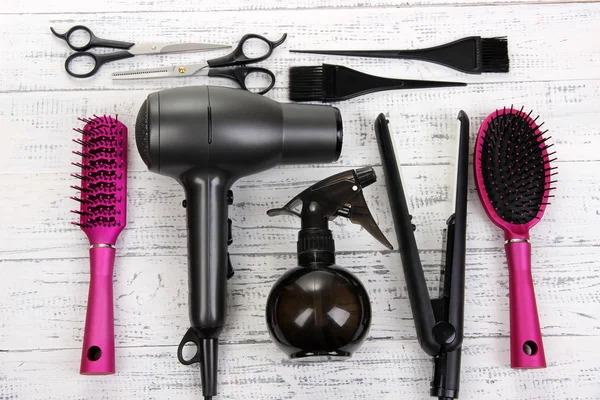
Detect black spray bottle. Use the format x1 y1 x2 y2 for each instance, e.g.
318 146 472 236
265 167 393 360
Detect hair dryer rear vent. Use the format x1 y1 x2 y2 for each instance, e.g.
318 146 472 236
135 99 151 167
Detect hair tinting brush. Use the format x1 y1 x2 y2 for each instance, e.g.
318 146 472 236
474 106 556 369
71 114 127 374
291 36 509 74
289 64 465 102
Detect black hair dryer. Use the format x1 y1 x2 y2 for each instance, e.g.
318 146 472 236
265 167 392 361
135 86 343 399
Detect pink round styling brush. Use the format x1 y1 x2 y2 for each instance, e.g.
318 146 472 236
474 106 556 369
71 115 127 374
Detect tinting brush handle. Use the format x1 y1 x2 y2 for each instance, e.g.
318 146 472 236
291 37 482 74
80 247 116 374
325 65 465 102
292 48 450 59
505 240 546 368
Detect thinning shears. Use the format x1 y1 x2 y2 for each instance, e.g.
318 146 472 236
112 33 287 95
51 25 230 78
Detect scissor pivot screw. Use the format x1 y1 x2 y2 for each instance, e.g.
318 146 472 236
178 66 186 73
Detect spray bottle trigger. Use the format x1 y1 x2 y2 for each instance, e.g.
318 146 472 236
267 168 392 249
344 189 393 250
267 206 301 219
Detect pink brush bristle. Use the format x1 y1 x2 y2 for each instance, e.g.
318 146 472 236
71 114 127 375
71 114 127 243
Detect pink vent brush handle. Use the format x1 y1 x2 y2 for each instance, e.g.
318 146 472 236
505 240 546 368
80 246 116 374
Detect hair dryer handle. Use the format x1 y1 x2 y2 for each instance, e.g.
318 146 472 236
182 172 231 398
184 172 230 333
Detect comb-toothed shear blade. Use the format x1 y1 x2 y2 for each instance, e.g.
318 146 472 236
128 42 230 55
112 63 208 80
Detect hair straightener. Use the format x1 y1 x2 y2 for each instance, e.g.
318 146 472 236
374 112 468 400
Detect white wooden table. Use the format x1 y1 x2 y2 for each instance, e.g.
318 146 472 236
1 1 599 399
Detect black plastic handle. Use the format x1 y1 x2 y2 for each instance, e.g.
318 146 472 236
208 67 276 95
179 170 228 399
321 64 466 102
374 114 440 356
50 25 134 52
431 348 462 399
444 110 469 351
65 51 134 78
290 37 483 74
207 33 287 68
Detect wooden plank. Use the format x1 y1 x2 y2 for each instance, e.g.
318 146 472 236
0 336 598 399
0 79 598 177
0 0 582 14
0 161 597 260
1 246 598 350
1 4 600 92
0 1 598 398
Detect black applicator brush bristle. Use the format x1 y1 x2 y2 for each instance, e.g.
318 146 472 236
480 37 509 73
289 64 466 102
289 65 325 102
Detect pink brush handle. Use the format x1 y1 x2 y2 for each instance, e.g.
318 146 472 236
80 246 116 375
505 240 546 368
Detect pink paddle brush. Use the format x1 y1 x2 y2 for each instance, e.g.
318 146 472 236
71 115 127 374
474 106 556 369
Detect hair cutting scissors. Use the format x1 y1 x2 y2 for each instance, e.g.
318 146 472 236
112 33 287 95
51 25 230 78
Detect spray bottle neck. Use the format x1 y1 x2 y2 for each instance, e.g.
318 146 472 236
297 202 336 267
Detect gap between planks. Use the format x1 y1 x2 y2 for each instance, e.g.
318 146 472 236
0 159 589 177
3 331 598 355
1 76 599 96
0 0 595 16
3 243 599 264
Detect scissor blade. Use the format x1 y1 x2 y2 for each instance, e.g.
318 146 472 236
112 63 208 80
129 42 230 55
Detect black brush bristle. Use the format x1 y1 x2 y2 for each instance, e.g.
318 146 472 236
479 107 556 224
480 37 509 73
289 65 325 101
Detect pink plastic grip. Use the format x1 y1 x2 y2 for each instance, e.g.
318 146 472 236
80 247 116 374
505 241 546 368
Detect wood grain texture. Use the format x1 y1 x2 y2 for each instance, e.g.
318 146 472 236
1 79 599 176
1 162 598 260
1 0 599 399
0 0 585 14
1 247 599 351
1 4 600 93
0 337 598 400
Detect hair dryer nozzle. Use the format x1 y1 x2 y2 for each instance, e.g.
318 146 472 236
136 86 343 177
280 104 343 164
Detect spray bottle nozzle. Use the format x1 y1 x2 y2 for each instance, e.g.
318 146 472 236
355 166 377 188
267 167 392 250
